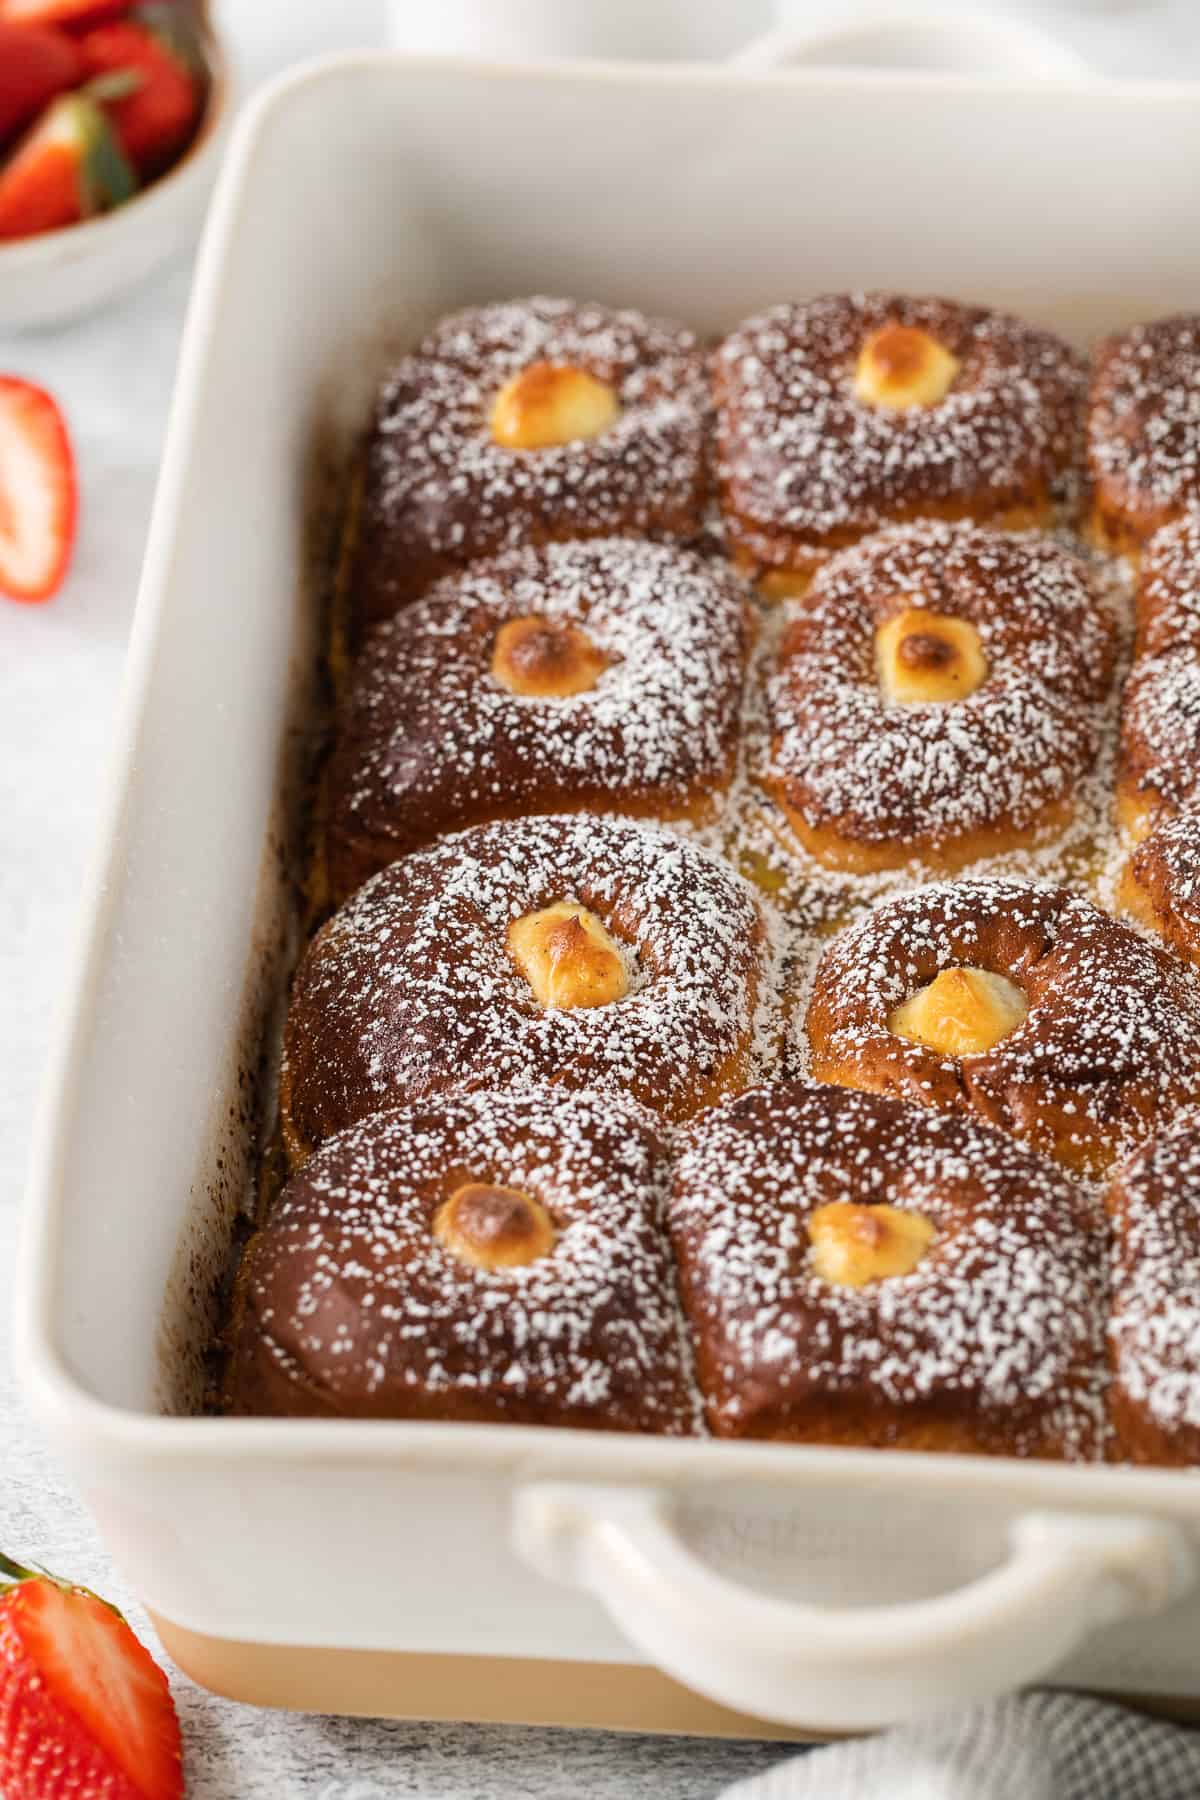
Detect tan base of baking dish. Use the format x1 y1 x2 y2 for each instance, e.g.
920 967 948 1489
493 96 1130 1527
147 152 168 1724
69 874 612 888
152 1614 1200 1741
150 1615 824 1739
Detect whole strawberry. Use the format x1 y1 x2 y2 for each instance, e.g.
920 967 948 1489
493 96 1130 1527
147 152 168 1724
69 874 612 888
0 1550 184 1800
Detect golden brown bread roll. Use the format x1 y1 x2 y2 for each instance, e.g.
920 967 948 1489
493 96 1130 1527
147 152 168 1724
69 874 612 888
325 537 752 899
1087 315 1200 554
229 1086 699 1433
283 813 770 1160
1116 511 1200 835
805 877 1200 1175
759 520 1114 872
351 296 711 628
713 292 1084 594
669 1082 1105 1458
1120 810 1200 969
1107 1117 1200 1465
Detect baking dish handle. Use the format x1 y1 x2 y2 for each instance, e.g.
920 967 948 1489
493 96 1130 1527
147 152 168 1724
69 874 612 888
514 1483 1195 1729
731 9 1089 80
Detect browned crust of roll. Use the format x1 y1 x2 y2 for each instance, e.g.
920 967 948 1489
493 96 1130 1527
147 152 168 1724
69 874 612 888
351 296 711 630
805 878 1200 1175
713 292 1083 579
324 538 752 900
669 1082 1105 1458
230 1086 699 1434
1107 1119 1200 1465
758 522 1113 872
1120 811 1200 972
282 813 767 1159
1087 316 1200 554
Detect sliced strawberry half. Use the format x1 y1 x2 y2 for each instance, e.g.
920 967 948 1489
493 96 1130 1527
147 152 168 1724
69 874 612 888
0 378 76 603
0 1552 184 1800
0 89 135 241
79 9 204 180
0 22 83 145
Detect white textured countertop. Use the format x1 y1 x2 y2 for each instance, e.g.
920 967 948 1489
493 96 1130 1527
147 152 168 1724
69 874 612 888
6 8 1200 1793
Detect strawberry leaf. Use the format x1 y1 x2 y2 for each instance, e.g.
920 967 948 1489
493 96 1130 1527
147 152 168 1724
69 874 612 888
0 1550 43 1587
83 68 148 104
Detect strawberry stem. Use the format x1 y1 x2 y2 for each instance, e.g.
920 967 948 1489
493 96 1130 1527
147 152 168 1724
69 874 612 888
0 1551 39 1587
0 1552 130 1626
84 70 148 104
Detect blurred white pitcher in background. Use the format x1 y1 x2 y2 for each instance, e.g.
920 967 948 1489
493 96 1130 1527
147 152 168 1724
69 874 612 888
210 0 385 79
383 0 1190 77
384 0 771 61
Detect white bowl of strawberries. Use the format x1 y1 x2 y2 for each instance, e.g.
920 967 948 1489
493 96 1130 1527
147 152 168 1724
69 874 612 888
0 0 230 331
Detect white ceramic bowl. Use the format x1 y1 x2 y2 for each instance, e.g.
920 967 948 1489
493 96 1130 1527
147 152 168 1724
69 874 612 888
0 43 232 334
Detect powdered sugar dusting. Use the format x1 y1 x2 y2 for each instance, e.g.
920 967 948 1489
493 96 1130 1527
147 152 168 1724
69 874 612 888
670 1083 1106 1458
284 813 768 1150
1126 811 1200 971
232 296 1200 1462
1120 654 1200 814
231 1086 701 1432
764 521 1114 852
1117 505 1200 817
1134 508 1200 656
1110 1117 1200 1444
805 876 1200 1170
357 296 709 614
1089 316 1200 522
714 293 1083 567
326 537 751 883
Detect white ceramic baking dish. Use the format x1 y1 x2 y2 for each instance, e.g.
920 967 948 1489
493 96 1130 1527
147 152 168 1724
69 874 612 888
18 51 1200 1737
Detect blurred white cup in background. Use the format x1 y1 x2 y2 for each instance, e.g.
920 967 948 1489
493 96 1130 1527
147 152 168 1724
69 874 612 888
384 0 772 61
209 0 386 79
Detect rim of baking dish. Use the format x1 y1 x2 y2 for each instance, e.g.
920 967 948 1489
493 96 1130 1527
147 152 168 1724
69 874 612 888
15 52 1200 1511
